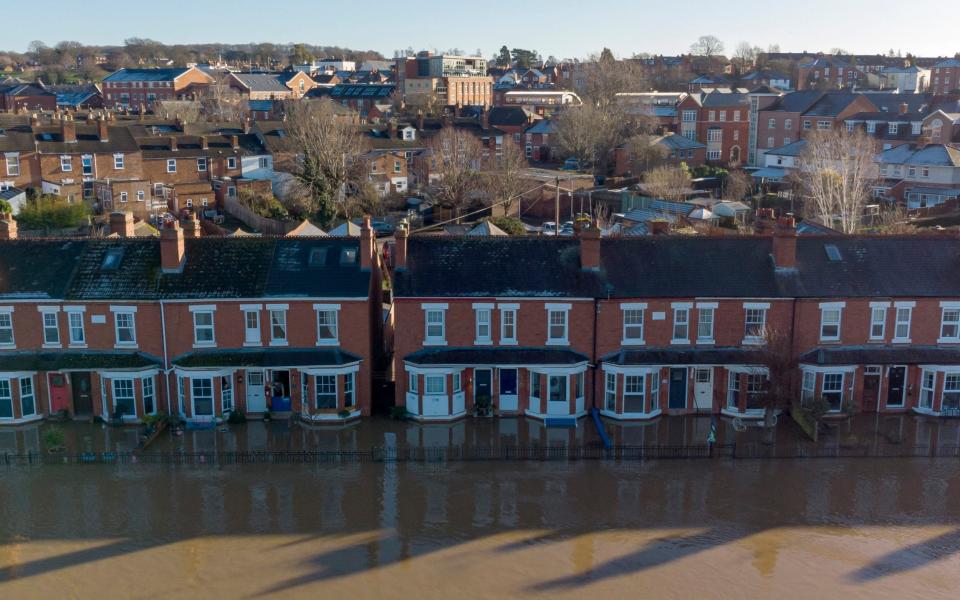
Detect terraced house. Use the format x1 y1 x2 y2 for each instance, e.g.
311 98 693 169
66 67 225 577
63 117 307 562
391 219 960 422
0 215 382 425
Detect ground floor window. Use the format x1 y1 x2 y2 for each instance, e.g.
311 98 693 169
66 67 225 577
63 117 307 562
425 375 446 395
0 379 11 418
604 373 616 411
574 372 584 400
650 374 660 411
344 372 355 408
746 374 766 410
822 373 844 411
943 374 960 411
143 376 155 414
548 375 567 403
316 375 337 409
727 373 740 408
112 378 135 416
19 377 35 417
221 376 233 412
531 372 541 401
801 371 815 405
623 374 645 413
920 370 935 410
192 378 214 417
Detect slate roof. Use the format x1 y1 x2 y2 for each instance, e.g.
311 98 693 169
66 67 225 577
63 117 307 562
231 73 293 93
0 237 371 301
0 350 161 371
602 347 767 365
172 348 361 368
0 239 87 299
0 83 54 98
863 92 932 114
700 90 749 108
933 58 960 68
803 92 871 117
329 84 395 99
33 123 139 154
0 125 35 153
393 237 604 298
103 68 191 82
137 132 266 158
404 347 589 366
800 345 960 365
486 106 535 127
767 91 823 113
766 140 807 157
877 144 960 167
655 133 705 150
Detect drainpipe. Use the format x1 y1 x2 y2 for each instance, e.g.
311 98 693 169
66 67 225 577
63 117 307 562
592 298 600 411
160 299 173 414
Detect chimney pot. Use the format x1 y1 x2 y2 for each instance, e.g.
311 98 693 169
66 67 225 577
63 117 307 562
182 212 201 238
360 215 374 270
773 213 798 269
579 224 602 270
393 224 408 270
61 116 77 144
169 136 178 151
98 117 109 142
160 221 186 272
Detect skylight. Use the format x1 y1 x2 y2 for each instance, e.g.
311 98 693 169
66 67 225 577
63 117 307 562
101 247 124 271
340 248 357 265
308 247 327 266
824 244 842 261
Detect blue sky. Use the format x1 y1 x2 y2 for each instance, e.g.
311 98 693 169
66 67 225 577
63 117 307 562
4 0 957 59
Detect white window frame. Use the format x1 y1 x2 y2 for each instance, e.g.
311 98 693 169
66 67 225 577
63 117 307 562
939 301 960 343
696 302 716 344
671 303 692 344
112 378 136 417
545 303 571 345
142 376 156 415
197 157 207 172
241 304 261 346
742 302 769 344
0 307 13 348
869 302 888 341
19 376 35 418
111 306 137 347
190 305 216 347
166 158 177 173
893 301 914 343
315 374 338 409
114 154 124 169
227 156 237 169
424 374 446 395
423 303 448 346
919 369 935 410
818 302 844 342
822 372 845 412
267 304 289 346
4 153 19 176
473 303 493 345
314 303 340 346
65 306 86 347
621 303 646 345
344 372 355 408
498 303 518 345
623 374 646 414
39 306 60 348
60 155 72 172
604 371 617 412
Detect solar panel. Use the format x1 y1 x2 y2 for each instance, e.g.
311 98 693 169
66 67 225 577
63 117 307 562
824 244 842 261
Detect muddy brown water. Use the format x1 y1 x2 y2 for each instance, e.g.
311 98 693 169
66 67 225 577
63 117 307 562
1 456 959 599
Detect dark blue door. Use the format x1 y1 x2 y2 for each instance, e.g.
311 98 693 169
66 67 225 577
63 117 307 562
669 368 687 409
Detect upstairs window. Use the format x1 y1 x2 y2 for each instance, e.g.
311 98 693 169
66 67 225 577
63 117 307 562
697 305 716 343
474 306 492 344
166 158 177 173
870 305 887 340
940 303 960 342
672 305 690 343
67 309 85 345
191 308 215 346
114 310 136 346
546 304 570 344
0 309 14 347
819 303 843 341
315 305 339 345
743 304 768 343
423 304 447 344
197 157 207 172
893 304 913 341
622 304 645 343
269 307 288 345
41 310 60 346
499 305 517 344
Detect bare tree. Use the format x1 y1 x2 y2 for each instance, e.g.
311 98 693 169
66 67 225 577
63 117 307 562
733 42 762 73
485 137 531 215
580 49 650 107
690 35 725 58
758 322 798 431
200 72 248 122
797 129 879 234
624 133 669 175
643 165 692 202
724 170 753 201
427 125 485 220
152 99 201 123
282 99 367 226
555 103 645 174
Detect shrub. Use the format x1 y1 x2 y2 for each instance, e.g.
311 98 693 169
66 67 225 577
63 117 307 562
389 406 410 421
16 195 89 230
485 216 526 235
227 410 247 424
337 409 352 418
238 189 288 221
43 426 66 449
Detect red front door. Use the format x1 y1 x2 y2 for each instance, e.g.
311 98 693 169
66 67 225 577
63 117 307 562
49 373 70 413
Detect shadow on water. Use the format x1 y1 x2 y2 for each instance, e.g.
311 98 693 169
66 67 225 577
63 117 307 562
847 528 960 583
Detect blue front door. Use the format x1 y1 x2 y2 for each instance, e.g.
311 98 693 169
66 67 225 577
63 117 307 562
669 368 687 410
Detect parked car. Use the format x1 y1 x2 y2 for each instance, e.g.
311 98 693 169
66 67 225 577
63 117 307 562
541 221 557 236
559 221 575 236
561 158 581 171
371 220 395 237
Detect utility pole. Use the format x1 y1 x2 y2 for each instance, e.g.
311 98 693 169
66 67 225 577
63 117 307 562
555 176 560 234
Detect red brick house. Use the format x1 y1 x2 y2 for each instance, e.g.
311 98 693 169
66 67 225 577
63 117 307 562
930 58 960 95
797 56 866 90
613 133 706 176
677 90 750 164
0 83 56 112
0 216 382 424
102 67 214 110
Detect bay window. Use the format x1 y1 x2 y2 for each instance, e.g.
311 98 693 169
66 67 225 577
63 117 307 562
344 372 355 408
919 370 935 410
604 372 617 411
822 373 844 412
316 375 337 408
191 378 214 417
112 379 136 417
623 374 645 413
943 374 960 411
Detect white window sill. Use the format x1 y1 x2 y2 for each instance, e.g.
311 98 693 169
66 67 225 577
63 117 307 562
545 339 569 346
892 338 912 344
423 340 447 347
742 338 765 346
68 343 88 349
115 343 138 349
0 344 16 350
42 343 62 349
500 339 518 346
937 338 960 344
670 339 690 345
316 339 339 347
913 406 939 417
242 341 262 347
621 339 645 346
193 342 216 349
269 340 289 347
818 338 841 343
474 340 493 346
696 339 715 345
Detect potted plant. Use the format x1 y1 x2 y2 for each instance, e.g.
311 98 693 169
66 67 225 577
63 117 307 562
263 410 272 422
475 396 492 417
165 413 185 436
43 426 66 454
337 408 352 419
227 410 247 425
389 406 410 421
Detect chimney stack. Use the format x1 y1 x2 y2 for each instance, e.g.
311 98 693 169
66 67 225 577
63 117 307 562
139 104 146 120
29 113 40 128
393 222 408 270
754 208 776 234
200 135 209 150
61 115 76 144
417 110 424 131
772 214 798 270
231 135 239 150
109 211 136 238
387 119 397 139
243 118 252 135
0 213 17 240
98 116 109 142
169 136 178 152
182 212 201 238
579 223 601 271
481 106 489 130
360 215 374 270
899 102 909 115
160 221 186 272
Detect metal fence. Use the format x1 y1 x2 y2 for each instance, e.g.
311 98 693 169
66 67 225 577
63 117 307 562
3 442 958 467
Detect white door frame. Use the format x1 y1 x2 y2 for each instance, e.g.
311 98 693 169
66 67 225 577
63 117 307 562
693 368 713 411
246 369 266 412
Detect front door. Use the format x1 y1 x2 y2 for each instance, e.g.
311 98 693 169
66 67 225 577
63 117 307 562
887 366 906 408
49 373 70 413
499 368 518 412
669 368 688 410
474 369 492 413
862 367 881 412
70 372 93 415
270 370 291 411
693 368 713 411
246 370 266 412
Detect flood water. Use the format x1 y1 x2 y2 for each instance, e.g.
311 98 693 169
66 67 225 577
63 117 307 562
1 457 959 598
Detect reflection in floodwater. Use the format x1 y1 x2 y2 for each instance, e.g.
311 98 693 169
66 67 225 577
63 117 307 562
0 457 958 598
